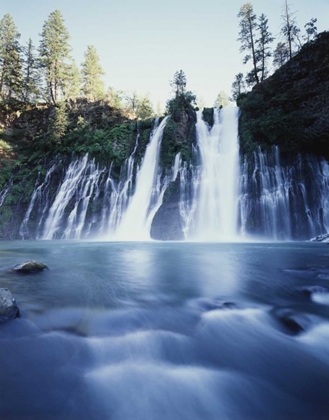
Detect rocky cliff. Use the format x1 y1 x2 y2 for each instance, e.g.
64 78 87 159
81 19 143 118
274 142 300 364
238 31 329 158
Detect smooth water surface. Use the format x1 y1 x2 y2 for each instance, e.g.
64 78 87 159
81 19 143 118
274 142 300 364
1 241 329 419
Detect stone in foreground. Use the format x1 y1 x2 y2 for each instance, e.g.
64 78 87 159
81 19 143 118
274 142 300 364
13 260 48 273
0 288 19 322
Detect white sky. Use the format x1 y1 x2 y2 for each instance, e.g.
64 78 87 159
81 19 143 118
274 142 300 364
3 0 329 109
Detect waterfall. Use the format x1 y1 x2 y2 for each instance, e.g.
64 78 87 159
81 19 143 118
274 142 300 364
19 164 57 239
111 117 169 240
238 147 329 239
42 155 104 239
192 107 240 241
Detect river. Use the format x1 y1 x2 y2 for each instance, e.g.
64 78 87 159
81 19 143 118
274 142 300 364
1 241 329 419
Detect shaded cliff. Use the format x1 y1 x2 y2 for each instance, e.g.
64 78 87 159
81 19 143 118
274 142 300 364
238 31 329 158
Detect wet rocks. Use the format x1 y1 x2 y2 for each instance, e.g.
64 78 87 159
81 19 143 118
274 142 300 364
270 307 311 335
300 285 329 298
0 288 19 322
13 260 48 273
310 233 329 243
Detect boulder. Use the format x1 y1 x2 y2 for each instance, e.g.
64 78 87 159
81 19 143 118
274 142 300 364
13 260 48 273
0 288 19 322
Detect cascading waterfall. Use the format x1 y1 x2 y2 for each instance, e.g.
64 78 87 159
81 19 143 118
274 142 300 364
111 117 169 240
238 147 329 239
42 155 104 239
19 164 57 239
12 108 329 242
192 107 240 240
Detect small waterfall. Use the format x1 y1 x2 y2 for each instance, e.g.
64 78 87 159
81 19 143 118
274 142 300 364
111 117 169 240
238 147 329 239
19 164 57 239
42 155 104 239
193 107 240 240
0 179 12 207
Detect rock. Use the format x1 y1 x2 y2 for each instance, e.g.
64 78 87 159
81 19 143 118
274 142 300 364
271 307 310 335
310 233 329 243
0 288 19 322
300 285 329 298
13 260 48 273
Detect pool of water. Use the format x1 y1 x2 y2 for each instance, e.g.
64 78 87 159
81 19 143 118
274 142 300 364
1 241 329 419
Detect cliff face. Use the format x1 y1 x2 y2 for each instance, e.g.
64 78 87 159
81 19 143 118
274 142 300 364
238 31 329 158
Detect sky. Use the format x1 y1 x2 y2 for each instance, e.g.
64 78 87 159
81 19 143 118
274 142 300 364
3 0 329 109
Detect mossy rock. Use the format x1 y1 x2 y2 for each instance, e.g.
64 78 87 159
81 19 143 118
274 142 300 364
12 260 48 273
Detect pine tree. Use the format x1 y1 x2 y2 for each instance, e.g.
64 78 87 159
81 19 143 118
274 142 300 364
237 3 259 85
281 0 300 59
22 38 41 103
273 42 289 69
0 14 23 100
231 73 245 102
303 18 317 43
255 14 274 82
106 87 123 109
39 10 71 103
81 45 105 101
136 95 154 119
214 91 230 108
62 60 81 100
170 70 187 95
49 101 68 143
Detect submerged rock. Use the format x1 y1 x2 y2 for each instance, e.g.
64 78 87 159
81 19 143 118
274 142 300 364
0 288 19 322
13 260 48 273
300 285 329 298
310 233 329 243
270 307 310 335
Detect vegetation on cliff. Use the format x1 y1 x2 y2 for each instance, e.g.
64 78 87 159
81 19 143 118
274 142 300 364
238 31 329 158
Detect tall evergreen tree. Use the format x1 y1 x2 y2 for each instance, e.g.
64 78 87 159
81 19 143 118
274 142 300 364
273 42 289 69
237 3 259 85
136 95 154 119
0 14 23 100
49 101 68 143
39 10 71 103
22 38 41 103
281 0 300 59
255 14 274 82
81 45 105 101
62 60 81 100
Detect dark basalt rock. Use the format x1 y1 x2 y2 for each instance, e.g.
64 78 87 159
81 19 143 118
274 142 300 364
270 307 311 335
13 260 48 273
299 285 329 298
0 288 19 322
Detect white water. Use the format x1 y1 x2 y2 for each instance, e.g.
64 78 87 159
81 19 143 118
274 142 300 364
193 107 240 241
111 117 169 240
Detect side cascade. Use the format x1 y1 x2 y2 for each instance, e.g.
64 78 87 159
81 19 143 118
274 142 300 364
238 147 329 240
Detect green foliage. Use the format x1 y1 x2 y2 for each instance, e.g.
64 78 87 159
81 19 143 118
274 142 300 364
202 108 214 127
22 38 41 103
39 9 71 103
63 60 81 99
81 45 105 101
160 116 195 168
0 14 23 100
49 101 68 143
165 70 197 121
